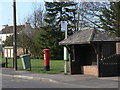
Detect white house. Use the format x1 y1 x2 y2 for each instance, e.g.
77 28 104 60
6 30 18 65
0 33 13 44
0 23 33 58
0 23 32 45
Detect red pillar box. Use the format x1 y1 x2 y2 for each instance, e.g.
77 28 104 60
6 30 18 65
43 49 50 71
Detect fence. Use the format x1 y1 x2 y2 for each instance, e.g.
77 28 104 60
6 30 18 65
99 54 120 77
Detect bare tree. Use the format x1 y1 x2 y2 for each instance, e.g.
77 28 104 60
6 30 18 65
77 2 108 30
25 3 45 29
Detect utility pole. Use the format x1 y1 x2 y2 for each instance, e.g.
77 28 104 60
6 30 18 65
13 0 17 70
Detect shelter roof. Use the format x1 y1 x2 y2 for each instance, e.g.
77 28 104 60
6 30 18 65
59 29 119 45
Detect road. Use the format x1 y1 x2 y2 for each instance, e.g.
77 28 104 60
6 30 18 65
2 75 90 88
2 75 119 88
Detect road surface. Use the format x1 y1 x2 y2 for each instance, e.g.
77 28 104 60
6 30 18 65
2 75 119 88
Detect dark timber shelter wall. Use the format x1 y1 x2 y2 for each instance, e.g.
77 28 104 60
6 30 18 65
59 29 120 77
70 44 97 74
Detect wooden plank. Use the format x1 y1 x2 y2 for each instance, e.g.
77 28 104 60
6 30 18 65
116 43 120 54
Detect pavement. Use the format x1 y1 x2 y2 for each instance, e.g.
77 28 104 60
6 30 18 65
1 68 119 84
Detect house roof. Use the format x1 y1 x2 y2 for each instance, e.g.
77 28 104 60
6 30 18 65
59 29 120 45
1 25 25 34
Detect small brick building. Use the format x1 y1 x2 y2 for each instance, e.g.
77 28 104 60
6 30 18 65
59 29 120 77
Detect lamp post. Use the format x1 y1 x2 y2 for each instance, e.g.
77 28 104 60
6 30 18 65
13 0 17 70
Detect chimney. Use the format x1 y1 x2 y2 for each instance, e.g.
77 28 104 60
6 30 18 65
2 24 8 28
25 22 30 27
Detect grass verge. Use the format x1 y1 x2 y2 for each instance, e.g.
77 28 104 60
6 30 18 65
2 58 69 74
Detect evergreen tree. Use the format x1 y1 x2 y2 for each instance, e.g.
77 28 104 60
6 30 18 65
40 1 77 59
42 2 62 59
3 35 13 47
100 2 120 37
44 1 77 34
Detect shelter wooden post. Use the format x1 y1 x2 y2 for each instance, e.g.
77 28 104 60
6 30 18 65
67 46 72 75
69 53 72 74
96 42 101 77
91 42 101 76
